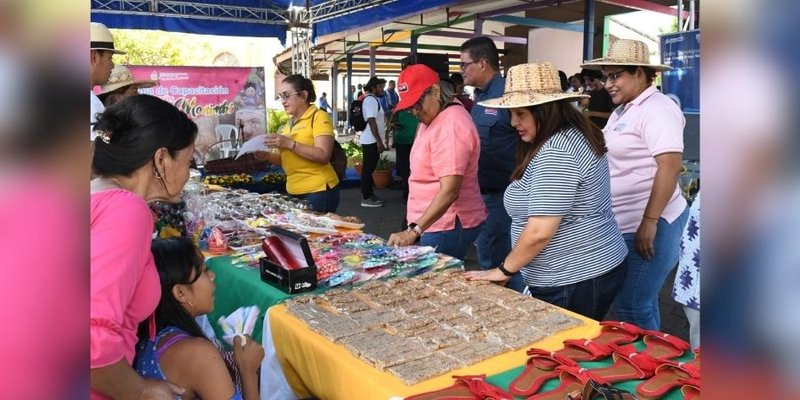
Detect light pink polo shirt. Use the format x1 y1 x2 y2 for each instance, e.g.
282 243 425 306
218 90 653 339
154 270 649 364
604 86 687 234
407 104 487 232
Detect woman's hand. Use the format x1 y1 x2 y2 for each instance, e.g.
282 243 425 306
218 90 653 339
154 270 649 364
635 218 658 260
233 335 265 373
387 230 418 246
264 134 291 150
463 268 512 285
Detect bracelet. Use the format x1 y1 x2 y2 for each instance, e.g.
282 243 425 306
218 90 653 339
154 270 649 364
291 140 297 150
497 263 515 277
643 215 660 221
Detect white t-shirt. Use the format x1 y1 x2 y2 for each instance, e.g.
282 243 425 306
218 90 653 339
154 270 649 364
90 92 104 141
359 95 384 145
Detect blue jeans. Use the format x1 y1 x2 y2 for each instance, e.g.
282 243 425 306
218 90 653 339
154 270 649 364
526 262 627 321
475 193 524 292
613 207 690 330
295 185 340 213
421 218 483 261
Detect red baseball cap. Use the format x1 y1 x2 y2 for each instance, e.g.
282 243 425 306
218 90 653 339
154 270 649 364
395 64 440 111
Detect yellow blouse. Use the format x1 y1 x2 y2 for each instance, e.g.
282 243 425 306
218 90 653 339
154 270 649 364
279 105 339 194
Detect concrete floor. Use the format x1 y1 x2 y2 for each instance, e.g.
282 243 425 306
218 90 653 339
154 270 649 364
337 184 690 341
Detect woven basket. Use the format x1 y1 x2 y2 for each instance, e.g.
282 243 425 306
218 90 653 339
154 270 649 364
204 153 271 175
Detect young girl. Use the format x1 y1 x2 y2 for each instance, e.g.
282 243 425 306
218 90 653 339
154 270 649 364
136 237 264 400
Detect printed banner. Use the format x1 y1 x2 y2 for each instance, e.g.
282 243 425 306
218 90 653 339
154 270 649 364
98 66 267 162
660 30 700 113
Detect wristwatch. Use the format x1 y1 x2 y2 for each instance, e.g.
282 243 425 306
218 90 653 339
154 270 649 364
407 222 424 236
497 263 515 277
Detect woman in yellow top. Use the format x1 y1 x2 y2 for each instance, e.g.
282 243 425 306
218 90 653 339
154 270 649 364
259 75 340 212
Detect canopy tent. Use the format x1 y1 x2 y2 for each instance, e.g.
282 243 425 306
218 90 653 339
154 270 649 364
90 0 291 41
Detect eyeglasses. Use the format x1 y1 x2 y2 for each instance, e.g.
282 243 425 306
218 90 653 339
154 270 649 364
460 60 478 71
411 88 433 113
278 91 298 100
604 69 629 83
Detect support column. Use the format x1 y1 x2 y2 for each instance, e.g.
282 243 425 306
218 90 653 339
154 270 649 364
346 53 354 129
331 63 339 132
369 46 376 76
474 18 484 37
676 0 683 32
583 0 596 61
410 33 419 59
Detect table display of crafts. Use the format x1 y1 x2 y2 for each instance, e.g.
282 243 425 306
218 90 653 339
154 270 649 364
285 269 585 385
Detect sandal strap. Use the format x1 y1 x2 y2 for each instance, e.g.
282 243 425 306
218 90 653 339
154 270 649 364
642 330 691 353
656 360 701 379
526 348 578 366
556 365 608 385
452 374 512 400
563 339 613 359
599 321 644 337
609 344 659 377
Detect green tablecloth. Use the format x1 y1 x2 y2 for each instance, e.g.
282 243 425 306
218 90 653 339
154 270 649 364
486 341 695 399
206 256 324 343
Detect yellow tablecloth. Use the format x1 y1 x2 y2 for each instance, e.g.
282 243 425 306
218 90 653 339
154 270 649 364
268 304 600 399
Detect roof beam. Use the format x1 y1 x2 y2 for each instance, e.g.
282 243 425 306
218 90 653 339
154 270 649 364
92 0 288 24
423 30 527 45
487 15 584 32
598 0 693 20
476 0 573 19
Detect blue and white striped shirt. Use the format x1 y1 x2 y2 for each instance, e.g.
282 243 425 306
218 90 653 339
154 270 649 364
504 127 627 287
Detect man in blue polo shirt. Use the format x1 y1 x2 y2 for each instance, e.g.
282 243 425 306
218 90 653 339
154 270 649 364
460 37 523 292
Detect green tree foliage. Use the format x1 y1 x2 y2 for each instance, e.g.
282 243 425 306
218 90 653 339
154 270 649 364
110 29 212 66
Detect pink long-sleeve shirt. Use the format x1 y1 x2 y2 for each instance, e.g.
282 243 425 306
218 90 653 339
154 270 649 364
91 189 160 399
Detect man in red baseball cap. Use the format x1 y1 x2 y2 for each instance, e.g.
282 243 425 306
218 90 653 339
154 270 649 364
387 63 487 262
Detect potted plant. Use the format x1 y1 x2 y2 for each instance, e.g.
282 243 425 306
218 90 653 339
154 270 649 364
372 154 393 189
342 140 363 175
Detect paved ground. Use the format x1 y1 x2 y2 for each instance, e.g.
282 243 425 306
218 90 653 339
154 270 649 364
337 182 690 341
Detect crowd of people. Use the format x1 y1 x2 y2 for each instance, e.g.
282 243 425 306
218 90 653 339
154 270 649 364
90 21 698 398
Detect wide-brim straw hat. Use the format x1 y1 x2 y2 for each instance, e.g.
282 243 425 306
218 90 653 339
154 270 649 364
581 39 671 71
477 62 589 109
100 65 158 95
90 22 126 54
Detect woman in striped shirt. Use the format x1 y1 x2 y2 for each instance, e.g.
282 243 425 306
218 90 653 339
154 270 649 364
465 62 627 320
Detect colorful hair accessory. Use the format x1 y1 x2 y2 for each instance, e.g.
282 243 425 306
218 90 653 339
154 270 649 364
95 129 113 144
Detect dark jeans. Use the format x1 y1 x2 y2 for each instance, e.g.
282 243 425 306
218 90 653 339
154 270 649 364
361 143 378 200
294 185 340 213
419 218 483 261
395 143 412 201
525 262 627 321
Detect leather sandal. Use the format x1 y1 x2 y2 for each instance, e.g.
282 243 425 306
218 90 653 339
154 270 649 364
635 359 700 399
508 349 577 397
556 339 614 361
591 321 644 346
679 377 701 400
405 374 511 400
587 344 659 383
639 330 690 360
566 379 638 400
527 365 607 400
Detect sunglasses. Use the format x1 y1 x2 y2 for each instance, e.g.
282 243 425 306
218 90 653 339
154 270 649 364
278 91 299 100
603 69 629 83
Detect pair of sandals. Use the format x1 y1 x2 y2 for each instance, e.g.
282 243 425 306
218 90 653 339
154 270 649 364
509 321 698 399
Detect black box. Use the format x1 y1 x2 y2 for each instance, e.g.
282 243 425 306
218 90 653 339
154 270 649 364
259 227 317 294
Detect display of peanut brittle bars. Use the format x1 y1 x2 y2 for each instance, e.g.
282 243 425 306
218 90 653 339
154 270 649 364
387 353 462 385
285 271 587 385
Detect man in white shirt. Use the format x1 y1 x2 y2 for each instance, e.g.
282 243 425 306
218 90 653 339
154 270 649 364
90 22 125 140
359 76 386 207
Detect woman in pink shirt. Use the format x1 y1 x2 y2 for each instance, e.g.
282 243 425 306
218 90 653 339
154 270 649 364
90 95 197 399
582 39 689 330
387 64 487 260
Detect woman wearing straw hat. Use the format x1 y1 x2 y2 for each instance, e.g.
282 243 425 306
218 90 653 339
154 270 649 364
386 64 486 261
464 62 628 321
582 39 689 330
98 65 158 107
